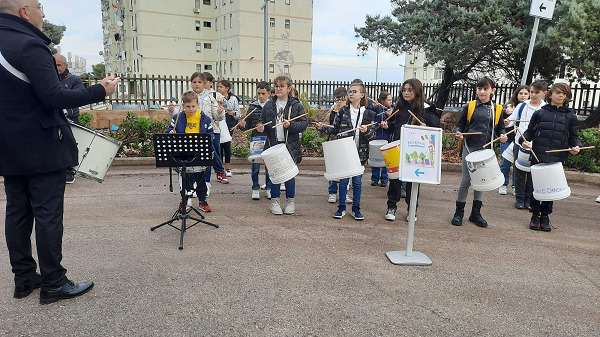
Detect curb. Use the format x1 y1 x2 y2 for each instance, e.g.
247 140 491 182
113 157 600 186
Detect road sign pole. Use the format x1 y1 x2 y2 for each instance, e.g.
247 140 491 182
521 16 540 85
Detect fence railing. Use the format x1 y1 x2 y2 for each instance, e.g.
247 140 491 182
82 75 599 114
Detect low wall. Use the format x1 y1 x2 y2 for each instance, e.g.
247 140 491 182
81 110 171 129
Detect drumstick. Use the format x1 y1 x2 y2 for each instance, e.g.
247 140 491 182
507 119 530 122
545 146 595 153
407 110 424 125
313 121 334 128
482 128 518 148
272 113 308 128
383 109 399 121
443 132 483 136
245 120 272 133
336 122 377 136
230 107 258 131
515 128 539 162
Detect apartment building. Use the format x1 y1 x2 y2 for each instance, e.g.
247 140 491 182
100 0 313 81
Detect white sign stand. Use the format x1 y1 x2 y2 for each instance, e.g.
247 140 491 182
386 125 442 266
521 0 556 85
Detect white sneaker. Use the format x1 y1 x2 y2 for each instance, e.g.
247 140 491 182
270 197 283 215
596 195 600 203
265 189 271 199
260 184 266 190
252 189 260 200
225 169 232 177
345 195 353 204
328 194 336 203
498 185 507 195
385 207 396 221
512 186 516 196
280 184 286 191
206 182 211 197
284 197 295 214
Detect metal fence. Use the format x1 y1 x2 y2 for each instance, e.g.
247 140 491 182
82 75 600 114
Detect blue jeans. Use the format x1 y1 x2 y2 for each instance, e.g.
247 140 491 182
251 162 271 191
338 174 362 209
328 180 338 194
205 132 225 182
499 142 514 186
270 178 295 199
371 167 389 183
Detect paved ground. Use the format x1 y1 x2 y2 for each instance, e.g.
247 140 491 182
1 164 599 336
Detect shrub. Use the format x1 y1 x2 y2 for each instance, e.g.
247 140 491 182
566 128 600 173
232 141 249 158
298 92 316 118
77 112 93 128
301 127 325 156
109 112 170 157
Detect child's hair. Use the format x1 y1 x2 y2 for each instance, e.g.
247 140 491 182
476 76 496 89
273 75 292 87
257 81 271 91
348 83 367 107
218 79 231 89
182 91 199 104
190 72 206 82
270 87 275 95
395 78 425 125
333 86 347 99
548 82 572 104
203 72 215 83
290 86 298 98
378 91 391 103
506 85 530 106
530 80 548 92
351 78 364 85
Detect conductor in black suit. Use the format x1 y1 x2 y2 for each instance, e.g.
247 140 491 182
0 0 119 304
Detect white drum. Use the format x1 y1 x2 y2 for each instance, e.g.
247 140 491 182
367 140 388 167
322 137 364 181
219 120 232 143
70 122 121 182
501 142 515 163
248 136 267 163
465 149 504 191
515 145 532 172
531 162 571 201
261 143 298 184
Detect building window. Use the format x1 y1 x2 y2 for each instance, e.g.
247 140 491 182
204 65 212 70
196 64 202 72
269 64 274 73
230 13 232 28
284 65 289 73
230 0 234 3
215 18 218 30
433 67 443 80
204 43 212 49
423 69 427 80
196 20 201 31
196 42 202 53
285 19 290 29
230 61 233 74
223 0 226 5
195 0 201 8
269 18 275 27
270 0 274 2
223 15 226 29
270 41 274 50
286 0 290 4
203 0 210 5
203 21 211 28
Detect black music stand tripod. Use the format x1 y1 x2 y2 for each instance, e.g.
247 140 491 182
151 133 218 249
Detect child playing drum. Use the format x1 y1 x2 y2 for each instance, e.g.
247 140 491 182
520 83 582 231
451 77 507 228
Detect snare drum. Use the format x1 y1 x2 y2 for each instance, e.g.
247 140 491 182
70 122 121 182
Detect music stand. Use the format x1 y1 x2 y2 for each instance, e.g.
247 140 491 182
151 133 218 249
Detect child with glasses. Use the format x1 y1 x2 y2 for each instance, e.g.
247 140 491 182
256 76 308 215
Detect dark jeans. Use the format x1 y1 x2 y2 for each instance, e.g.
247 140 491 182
251 162 271 191
513 144 533 201
270 178 295 199
338 174 362 209
371 167 389 183
206 132 224 182
387 179 418 209
183 170 207 202
4 170 69 290
328 180 338 194
221 141 231 164
530 199 553 215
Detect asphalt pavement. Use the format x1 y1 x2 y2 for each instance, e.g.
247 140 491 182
1 162 599 336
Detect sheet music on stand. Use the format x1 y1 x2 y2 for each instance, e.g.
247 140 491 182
154 133 212 168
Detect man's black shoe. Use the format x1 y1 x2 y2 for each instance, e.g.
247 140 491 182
40 280 94 304
14 273 42 299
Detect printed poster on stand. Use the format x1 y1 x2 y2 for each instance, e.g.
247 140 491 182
399 125 442 185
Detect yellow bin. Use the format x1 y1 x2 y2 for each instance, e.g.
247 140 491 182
380 140 402 179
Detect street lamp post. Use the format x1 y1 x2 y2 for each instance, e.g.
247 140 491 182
260 1 268 82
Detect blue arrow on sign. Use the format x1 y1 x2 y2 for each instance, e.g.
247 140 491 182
415 169 424 177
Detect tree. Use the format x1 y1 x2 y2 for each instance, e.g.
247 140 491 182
92 63 106 78
41 20 66 54
355 0 600 108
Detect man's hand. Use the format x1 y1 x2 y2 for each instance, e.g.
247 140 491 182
99 76 119 96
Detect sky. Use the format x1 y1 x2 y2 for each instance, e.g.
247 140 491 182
42 0 405 83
